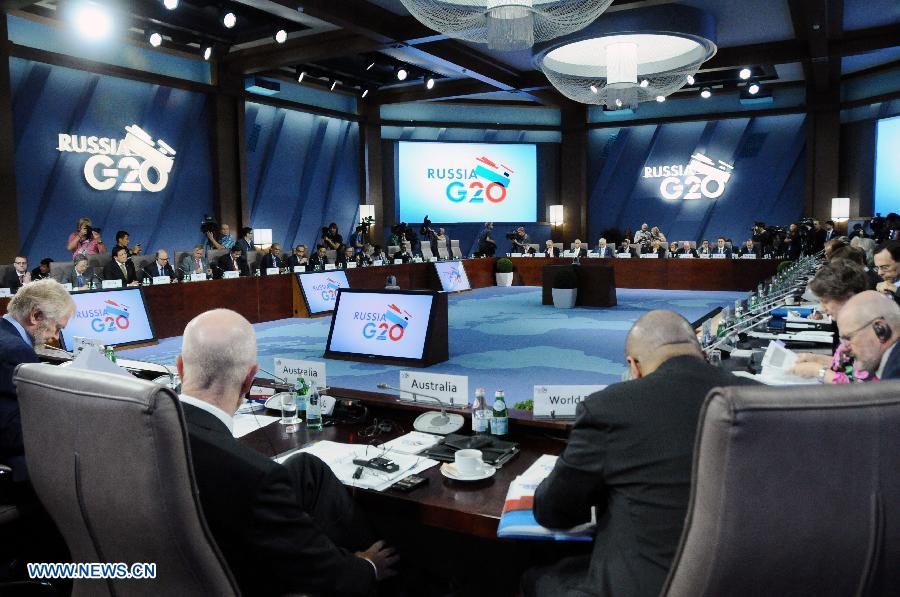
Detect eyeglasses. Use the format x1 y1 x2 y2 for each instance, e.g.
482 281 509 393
14 261 26 265
839 317 881 344
875 264 895 273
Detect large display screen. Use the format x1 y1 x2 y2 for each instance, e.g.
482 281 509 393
398 141 537 223
875 115 900 216
61 288 155 349
434 261 471 292
297 271 350 314
326 290 435 361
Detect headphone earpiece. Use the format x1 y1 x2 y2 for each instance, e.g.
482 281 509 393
873 321 893 343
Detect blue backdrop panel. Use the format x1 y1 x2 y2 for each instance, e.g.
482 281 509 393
245 102 361 250
587 114 806 243
10 58 214 261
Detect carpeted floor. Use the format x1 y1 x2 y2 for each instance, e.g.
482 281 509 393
121 286 743 404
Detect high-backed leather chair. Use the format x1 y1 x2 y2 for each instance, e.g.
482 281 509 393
435 240 449 260
14 363 240 597
661 382 900 597
449 239 462 259
420 244 434 260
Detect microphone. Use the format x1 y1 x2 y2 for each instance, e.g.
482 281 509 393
376 383 464 435
152 363 182 392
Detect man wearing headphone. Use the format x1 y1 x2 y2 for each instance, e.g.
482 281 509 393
836 291 900 381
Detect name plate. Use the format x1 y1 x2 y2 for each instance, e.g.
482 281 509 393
562 251 573 258
153 275 171 285
412 257 423 263
429 256 437 263
274 357 327 393
511 253 523 257
102 279 122 289
373 260 383 266
699 253 710 258
393 259 403 265
679 254 695 259
741 254 757 259
400 371 468 407
640 253 659 259
324 264 336 270
533 385 606 418
711 253 728 259
73 335 105 356
190 273 207 281
223 270 239 279
61 283 73 291
0 288 11 297
293 266 305 273
346 262 357 269
266 267 280 276
616 253 631 258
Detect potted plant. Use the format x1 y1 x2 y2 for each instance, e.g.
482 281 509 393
552 267 578 308
495 258 514 287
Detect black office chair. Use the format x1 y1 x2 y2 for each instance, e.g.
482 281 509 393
14 363 241 597
661 381 900 597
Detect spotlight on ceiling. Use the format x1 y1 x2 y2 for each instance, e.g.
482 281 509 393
396 66 408 81
639 79 649 88
149 32 162 47
163 0 179 9
614 98 623 107
297 71 306 83
589 85 598 94
366 61 376 71
700 87 712 99
274 29 287 43
686 74 695 85
331 80 338 91
655 95 666 102
748 80 760 95
739 67 752 80
362 89 369 98
222 11 237 28
73 2 113 40
426 77 435 89
203 46 213 60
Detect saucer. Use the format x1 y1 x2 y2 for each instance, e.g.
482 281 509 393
440 462 496 481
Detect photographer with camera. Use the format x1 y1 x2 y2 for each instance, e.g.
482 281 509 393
751 222 771 252
508 226 530 254
67 217 106 258
203 217 235 251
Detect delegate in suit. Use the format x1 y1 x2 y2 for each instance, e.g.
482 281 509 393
525 310 759 597
145 250 177 279
180 245 209 278
102 246 139 285
216 245 250 277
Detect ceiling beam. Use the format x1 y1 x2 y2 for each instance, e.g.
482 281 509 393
265 0 433 42
371 78 499 104
226 30 387 74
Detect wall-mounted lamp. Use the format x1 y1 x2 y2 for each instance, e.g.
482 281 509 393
831 197 850 221
549 205 564 226
253 228 273 249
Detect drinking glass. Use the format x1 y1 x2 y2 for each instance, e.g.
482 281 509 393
708 349 722 367
277 392 299 429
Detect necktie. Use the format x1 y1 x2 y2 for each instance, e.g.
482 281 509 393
195 258 201 272
18 274 23 284
233 259 238 271
119 262 127 279
76 274 83 287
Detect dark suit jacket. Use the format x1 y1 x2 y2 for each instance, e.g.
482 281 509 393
0 318 38 481
675 248 698 257
307 254 329 269
2 268 26 292
287 254 308 270
881 343 900 380
532 355 758 597
216 254 250 277
145 261 176 279
712 246 733 258
260 253 284 273
182 403 376 597
544 248 560 258
595 247 613 258
102 259 137 285
641 246 667 258
572 247 588 258
738 246 760 258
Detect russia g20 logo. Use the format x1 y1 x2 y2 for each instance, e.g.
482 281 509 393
313 278 342 302
427 156 514 205
643 152 734 200
56 125 176 193
90 299 131 333
362 304 412 342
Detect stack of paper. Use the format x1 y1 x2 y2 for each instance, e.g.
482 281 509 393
497 455 595 541
377 431 441 455
232 413 279 438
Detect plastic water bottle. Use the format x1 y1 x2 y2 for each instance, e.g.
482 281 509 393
295 376 309 413
490 390 508 436
306 382 322 430
471 387 489 433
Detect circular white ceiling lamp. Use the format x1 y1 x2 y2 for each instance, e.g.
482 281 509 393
533 5 716 109
396 0 615 51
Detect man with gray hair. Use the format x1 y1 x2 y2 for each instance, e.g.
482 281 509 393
836 290 900 380
176 309 396 596
1 279 75 484
525 310 757 597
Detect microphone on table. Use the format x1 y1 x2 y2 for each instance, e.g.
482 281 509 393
376 383 464 435
140 266 158 284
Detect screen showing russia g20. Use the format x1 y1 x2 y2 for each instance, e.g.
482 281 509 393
434 261 471 292
398 142 537 223
298 270 350 314
326 291 435 360
875 115 900 216
61 288 155 349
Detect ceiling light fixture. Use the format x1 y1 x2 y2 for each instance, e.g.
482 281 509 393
222 11 236 28
362 89 369 98
655 95 665 102
163 0 179 9
747 79 760 95
203 46 213 60
366 61 376 70
533 5 717 109
398 0 615 51
274 29 287 43
396 67 408 81
426 76 435 89
700 86 711 98
149 32 162 47
297 70 306 83
72 2 113 41
739 67 752 80
331 80 338 91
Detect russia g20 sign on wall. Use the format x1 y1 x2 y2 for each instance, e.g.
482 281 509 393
642 152 734 200
56 124 177 193
398 141 538 223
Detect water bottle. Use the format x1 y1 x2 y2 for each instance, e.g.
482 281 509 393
295 376 309 416
306 382 322 430
143 275 150 286
471 387 489 433
490 390 508 436
104 346 117 364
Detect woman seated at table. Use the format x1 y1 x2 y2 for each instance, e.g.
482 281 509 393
790 259 874 383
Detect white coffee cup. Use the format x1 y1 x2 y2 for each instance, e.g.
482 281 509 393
454 449 485 476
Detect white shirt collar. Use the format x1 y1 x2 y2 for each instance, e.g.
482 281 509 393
2 314 33 348
179 393 234 433
877 342 898 379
